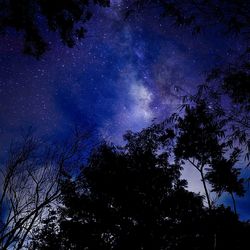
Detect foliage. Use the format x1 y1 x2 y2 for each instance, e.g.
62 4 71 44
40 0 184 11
0 0 110 58
187 66 250 165
175 100 225 164
126 0 250 39
173 99 246 214
206 149 245 198
28 128 249 250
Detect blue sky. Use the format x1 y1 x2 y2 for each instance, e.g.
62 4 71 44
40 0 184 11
0 1 249 219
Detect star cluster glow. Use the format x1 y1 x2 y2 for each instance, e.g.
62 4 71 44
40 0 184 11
1 1 249 219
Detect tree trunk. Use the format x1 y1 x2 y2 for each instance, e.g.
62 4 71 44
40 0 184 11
230 192 237 215
200 169 212 210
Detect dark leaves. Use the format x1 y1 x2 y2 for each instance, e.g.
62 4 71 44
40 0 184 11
0 0 110 58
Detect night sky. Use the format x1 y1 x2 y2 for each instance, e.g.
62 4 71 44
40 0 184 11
0 1 249 219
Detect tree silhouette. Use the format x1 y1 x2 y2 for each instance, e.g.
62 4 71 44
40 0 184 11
174 99 246 213
0 130 88 249
29 130 208 249
0 0 110 58
206 149 245 214
126 1 250 40
122 0 250 171
132 0 249 167
221 70 250 161
28 126 249 250
222 71 250 107
174 100 225 210
186 66 250 166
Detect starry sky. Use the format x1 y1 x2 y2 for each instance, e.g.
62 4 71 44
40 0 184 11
0 1 249 218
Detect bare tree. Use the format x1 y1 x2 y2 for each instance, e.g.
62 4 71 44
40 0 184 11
0 129 89 249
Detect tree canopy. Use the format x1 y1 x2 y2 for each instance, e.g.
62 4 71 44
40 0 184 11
2 0 250 58
28 126 249 250
0 0 110 58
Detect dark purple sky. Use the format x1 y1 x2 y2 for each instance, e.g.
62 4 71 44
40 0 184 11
0 1 249 219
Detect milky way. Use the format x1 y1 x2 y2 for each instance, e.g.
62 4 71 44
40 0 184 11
0 1 248 217
0 3 240 143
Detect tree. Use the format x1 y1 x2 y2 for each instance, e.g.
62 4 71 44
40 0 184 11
174 100 225 210
206 149 245 214
0 0 110 58
173 99 245 214
0 130 88 249
29 126 250 250
125 1 250 167
2 1 250 58
199 67 250 164
0 133 59 249
29 128 212 250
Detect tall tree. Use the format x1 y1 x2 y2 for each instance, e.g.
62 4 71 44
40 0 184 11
28 126 249 250
29 130 209 249
174 100 225 210
206 149 245 214
173 99 245 215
